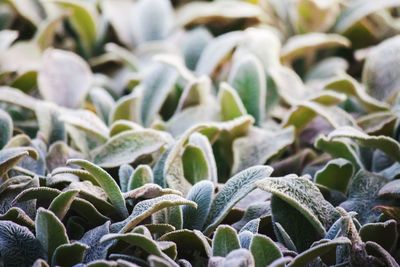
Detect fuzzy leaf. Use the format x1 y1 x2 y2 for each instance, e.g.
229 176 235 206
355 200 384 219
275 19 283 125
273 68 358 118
218 82 247 121
52 242 88 267
127 165 153 191
212 225 240 257
228 53 266 126
48 189 79 220
35 208 69 260
182 144 209 184
0 109 12 149
182 180 213 230
360 220 398 253
315 158 354 193
67 159 128 218
0 220 44 267
91 129 169 168
204 166 273 235
0 147 38 178
250 234 282 267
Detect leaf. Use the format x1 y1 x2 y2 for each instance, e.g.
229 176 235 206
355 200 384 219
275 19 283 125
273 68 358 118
140 63 179 126
0 86 38 110
119 164 134 193
127 165 153 191
0 30 18 52
0 109 12 149
182 27 212 71
287 237 351 267
212 225 240 257
195 31 243 76
232 127 295 174
249 234 282 267
360 220 398 253
49 0 98 55
0 220 44 267
67 159 128 218
314 158 354 193
35 102 66 144
365 241 399 267
92 129 169 168
281 33 350 63
0 147 39 178
204 166 273 235
283 101 356 132
38 49 93 108
0 207 35 229
182 180 213 230
112 194 197 233
327 126 400 162
222 248 256 267
218 82 247 121
48 189 79 220
124 184 181 200
109 92 141 125
135 0 173 43
228 53 266 126
35 208 69 260
159 229 212 259
79 221 111 263
52 242 88 267
362 35 400 101
182 144 209 184
256 175 340 235
89 87 116 123
340 170 387 224
323 75 389 112
334 0 400 33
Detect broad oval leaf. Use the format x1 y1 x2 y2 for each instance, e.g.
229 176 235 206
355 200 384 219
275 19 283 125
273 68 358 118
212 225 240 257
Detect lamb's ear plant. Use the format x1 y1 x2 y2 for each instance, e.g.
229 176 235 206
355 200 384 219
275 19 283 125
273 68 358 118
2 0 400 266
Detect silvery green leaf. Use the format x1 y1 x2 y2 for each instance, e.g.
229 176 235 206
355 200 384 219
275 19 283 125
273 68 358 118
91 129 169 168
362 35 400 101
134 0 173 43
34 14 64 51
119 164 134 193
79 221 111 263
112 194 197 233
35 102 66 144
188 132 218 183
0 207 35 229
0 220 45 267
0 147 38 178
204 166 273 235
174 76 211 113
35 208 69 261
232 127 294 174
49 0 98 55
287 237 351 267
228 53 266 126
127 165 153 192
323 74 390 112
238 230 253 249
38 49 93 108
340 170 387 224
109 92 141 125
334 0 400 33
182 180 213 230
140 63 178 126
360 220 398 253
306 57 348 82
124 184 181 200
0 109 12 149
48 189 79 220
104 43 139 70
195 31 243 76
327 126 400 162
52 242 88 267
314 158 354 193
232 202 270 231
218 82 247 122
182 28 212 71
249 234 282 267
314 135 363 170
153 205 183 231
67 159 128 218
281 33 350 63
283 101 356 132
46 142 82 173
6 0 44 26
223 248 255 267
89 87 116 124
182 144 209 185
365 241 399 267
212 225 240 257
256 175 339 235
0 86 37 110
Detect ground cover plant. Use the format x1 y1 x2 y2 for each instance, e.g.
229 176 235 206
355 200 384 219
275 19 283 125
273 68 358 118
1 0 400 266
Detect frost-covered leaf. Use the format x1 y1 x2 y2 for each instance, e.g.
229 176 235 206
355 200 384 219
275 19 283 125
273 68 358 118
0 147 38 178
38 49 92 108
109 92 141 125
360 220 398 253
79 221 111 263
35 208 69 260
48 189 79 220
182 180 213 230
127 165 153 192
112 194 197 233
250 234 282 267
204 166 273 235
67 159 128 218
228 53 266 126
0 220 44 267
212 225 240 257
52 242 88 267
91 129 169 168
315 158 354 193
0 109 12 149
218 82 247 121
